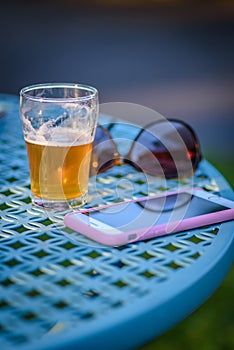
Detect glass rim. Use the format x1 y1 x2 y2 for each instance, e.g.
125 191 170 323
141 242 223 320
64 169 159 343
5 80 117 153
20 83 98 103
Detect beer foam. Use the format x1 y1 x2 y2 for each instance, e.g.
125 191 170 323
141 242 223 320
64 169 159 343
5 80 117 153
25 126 92 146
22 105 95 145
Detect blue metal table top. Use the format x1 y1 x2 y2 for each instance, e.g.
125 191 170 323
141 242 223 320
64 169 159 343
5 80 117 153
0 94 234 350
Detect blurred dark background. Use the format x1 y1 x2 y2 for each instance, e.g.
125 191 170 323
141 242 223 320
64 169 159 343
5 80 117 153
1 1 234 349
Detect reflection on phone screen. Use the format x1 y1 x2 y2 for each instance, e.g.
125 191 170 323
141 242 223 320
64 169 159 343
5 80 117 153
85 193 228 232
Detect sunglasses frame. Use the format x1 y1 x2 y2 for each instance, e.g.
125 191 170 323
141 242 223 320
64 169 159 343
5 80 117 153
92 118 202 178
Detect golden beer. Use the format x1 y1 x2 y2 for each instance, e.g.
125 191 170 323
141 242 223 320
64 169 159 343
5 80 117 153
26 140 93 201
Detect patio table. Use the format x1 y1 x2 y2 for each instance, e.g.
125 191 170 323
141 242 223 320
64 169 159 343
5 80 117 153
0 93 234 350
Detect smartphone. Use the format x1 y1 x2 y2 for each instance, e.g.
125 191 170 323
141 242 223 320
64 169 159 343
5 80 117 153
64 188 234 247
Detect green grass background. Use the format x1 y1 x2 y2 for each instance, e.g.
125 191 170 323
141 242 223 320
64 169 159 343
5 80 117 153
139 155 234 350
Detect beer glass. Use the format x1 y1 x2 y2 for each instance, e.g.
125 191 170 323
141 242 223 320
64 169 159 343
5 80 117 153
20 83 98 210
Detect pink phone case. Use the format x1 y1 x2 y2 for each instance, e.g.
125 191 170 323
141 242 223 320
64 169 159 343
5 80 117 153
64 189 234 246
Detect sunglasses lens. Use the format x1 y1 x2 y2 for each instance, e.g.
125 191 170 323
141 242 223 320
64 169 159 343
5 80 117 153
130 120 201 178
90 125 118 176
174 121 201 168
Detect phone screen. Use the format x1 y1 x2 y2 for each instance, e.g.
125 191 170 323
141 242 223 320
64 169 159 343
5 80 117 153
85 192 229 233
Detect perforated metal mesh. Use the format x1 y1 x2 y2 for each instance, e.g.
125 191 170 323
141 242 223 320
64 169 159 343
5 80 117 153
0 95 225 350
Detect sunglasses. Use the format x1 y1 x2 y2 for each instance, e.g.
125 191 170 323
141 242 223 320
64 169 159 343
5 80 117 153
90 118 202 179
